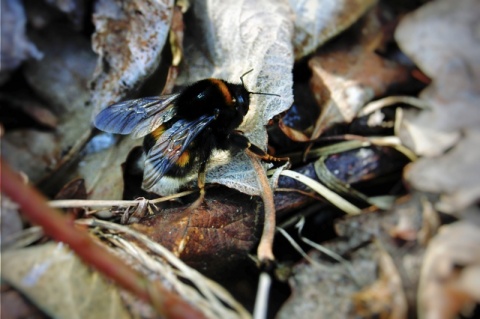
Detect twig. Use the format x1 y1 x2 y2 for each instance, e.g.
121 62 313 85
246 150 276 262
48 189 197 208
253 272 272 319
246 150 278 319
0 158 206 319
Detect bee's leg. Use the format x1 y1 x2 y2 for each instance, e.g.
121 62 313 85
188 160 207 210
230 132 289 163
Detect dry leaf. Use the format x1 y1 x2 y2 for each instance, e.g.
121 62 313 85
3 131 61 183
54 179 87 217
0 0 42 85
277 243 377 319
418 219 480 319
307 6 410 139
395 0 480 212
0 94 58 129
1 196 24 244
171 0 294 196
24 27 95 115
278 193 428 318
405 130 480 213
2 25 96 184
290 0 376 59
352 242 408 319
1 285 48 319
133 189 262 274
1 242 131 319
90 0 174 114
43 0 86 28
395 0 480 81
54 179 87 201
78 135 142 200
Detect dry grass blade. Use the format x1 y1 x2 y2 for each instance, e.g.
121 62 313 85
357 96 430 117
48 190 197 208
280 170 362 215
77 218 251 319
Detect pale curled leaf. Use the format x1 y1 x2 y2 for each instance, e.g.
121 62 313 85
173 0 294 196
290 0 376 59
405 129 480 213
90 0 174 115
395 0 480 81
395 0 480 153
395 0 480 212
418 220 480 319
1 243 131 319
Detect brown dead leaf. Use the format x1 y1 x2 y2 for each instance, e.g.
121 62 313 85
90 0 174 115
290 0 377 59
54 179 87 201
418 219 480 319
352 242 408 319
133 189 262 274
307 6 410 140
54 179 87 217
1 242 131 319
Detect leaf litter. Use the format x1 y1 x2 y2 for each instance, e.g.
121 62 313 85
1 0 480 318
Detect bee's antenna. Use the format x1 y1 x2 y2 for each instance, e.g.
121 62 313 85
240 69 281 97
240 69 254 86
249 91 281 97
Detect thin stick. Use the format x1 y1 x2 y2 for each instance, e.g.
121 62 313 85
253 272 272 319
49 199 141 208
246 150 277 319
246 150 276 262
48 189 196 208
0 159 205 319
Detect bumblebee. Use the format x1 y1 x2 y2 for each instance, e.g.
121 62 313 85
94 70 286 203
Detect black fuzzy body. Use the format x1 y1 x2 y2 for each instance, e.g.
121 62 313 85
144 78 251 179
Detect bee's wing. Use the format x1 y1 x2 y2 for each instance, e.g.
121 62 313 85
142 114 216 190
94 94 180 138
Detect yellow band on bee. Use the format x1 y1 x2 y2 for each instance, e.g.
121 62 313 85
210 79 232 106
151 125 166 140
177 151 190 167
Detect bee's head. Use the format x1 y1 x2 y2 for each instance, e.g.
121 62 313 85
230 84 251 117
